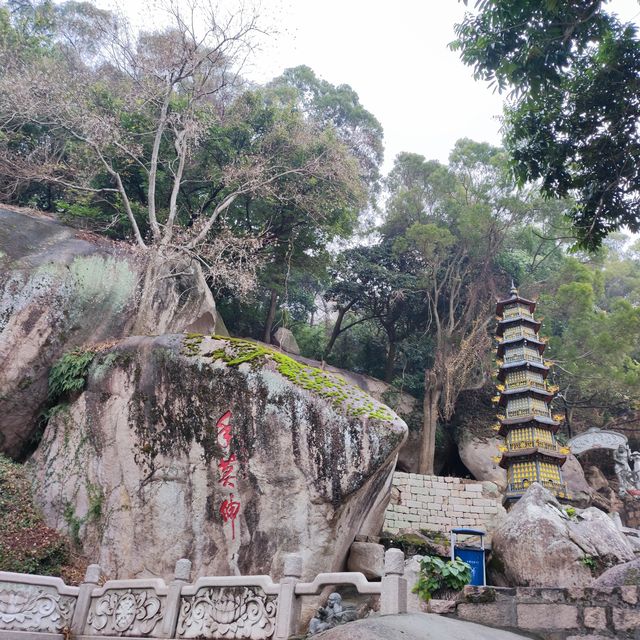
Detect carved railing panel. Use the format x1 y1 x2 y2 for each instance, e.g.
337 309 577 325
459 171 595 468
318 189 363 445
0 580 76 633
177 586 277 639
86 587 165 637
0 553 407 639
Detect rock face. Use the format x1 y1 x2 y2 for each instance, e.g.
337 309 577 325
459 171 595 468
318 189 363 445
491 483 635 587
458 433 507 489
0 207 221 458
593 557 640 587
559 453 593 507
291 352 426 472
29 335 407 580
272 327 301 355
346 542 384 579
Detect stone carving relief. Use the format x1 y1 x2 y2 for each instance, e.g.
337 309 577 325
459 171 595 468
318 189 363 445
0 582 75 633
87 588 163 636
177 586 277 639
567 428 628 455
569 429 640 497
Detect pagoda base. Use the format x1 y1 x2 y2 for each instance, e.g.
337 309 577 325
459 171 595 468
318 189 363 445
504 480 570 505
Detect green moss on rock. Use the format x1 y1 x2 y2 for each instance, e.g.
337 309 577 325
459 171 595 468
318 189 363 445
185 335 395 422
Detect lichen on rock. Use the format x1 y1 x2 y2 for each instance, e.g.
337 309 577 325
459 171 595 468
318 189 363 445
0 207 223 458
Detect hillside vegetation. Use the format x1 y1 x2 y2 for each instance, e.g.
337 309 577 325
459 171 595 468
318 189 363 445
0 0 638 472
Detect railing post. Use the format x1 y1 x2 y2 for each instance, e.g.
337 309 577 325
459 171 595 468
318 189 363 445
161 558 192 638
273 553 302 640
380 549 407 615
70 563 101 636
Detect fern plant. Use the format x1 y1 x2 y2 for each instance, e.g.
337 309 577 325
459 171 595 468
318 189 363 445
48 348 96 402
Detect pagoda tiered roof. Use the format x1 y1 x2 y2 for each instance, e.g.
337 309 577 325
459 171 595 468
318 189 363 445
496 360 550 381
496 334 546 357
496 316 542 336
495 284 537 316
498 448 567 468
497 415 561 435
496 386 554 404
493 284 568 503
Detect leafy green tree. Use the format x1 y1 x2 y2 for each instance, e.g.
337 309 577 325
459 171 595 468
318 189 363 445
541 253 640 431
452 0 640 249
270 65 384 192
323 243 419 380
219 68 381 341
383 141 525 473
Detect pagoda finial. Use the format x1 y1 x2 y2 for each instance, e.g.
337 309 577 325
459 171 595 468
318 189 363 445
510 279 518 297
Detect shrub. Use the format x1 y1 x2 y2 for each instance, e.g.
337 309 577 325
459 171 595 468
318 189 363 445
0 455 69 575
412 555 472 601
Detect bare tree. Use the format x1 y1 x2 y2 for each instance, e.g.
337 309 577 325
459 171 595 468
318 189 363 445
0 0 363 292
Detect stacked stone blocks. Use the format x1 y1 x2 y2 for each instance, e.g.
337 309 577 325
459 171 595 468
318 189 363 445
384 472 500 534
457 585 640 640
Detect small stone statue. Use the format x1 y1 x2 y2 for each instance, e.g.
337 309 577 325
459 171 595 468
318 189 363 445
308 592 356 635
631 451 640 490
614 444 637 495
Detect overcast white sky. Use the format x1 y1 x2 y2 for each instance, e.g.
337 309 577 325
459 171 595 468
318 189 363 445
116 0 640 172
246 1 507 171
242 0 640 173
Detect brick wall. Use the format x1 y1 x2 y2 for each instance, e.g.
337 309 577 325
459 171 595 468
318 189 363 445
383 472 503 535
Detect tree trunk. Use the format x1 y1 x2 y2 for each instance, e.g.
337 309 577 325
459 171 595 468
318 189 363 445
384 340 397 383
565 404 574 439
323 306 348 359
263 289 278 344
419 369 441 475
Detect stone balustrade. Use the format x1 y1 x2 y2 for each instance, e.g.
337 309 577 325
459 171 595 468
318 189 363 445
0 549 407 640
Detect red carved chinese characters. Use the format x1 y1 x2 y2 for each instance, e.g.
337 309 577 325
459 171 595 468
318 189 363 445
216 411 232 449
217 454 237 488
216 411 240 539
220 494 241 539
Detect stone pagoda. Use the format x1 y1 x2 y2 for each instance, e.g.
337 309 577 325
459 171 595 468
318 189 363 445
493 284 569 503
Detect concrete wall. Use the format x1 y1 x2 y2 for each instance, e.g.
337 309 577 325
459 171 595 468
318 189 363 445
455 585 640 640
383 473 503 535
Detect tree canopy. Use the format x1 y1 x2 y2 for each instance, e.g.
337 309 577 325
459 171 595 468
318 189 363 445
0 0 367 296
452 0 640 250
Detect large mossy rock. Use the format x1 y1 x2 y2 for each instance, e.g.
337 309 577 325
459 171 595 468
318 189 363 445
29 335 407 580
0 207 221 458
491 483 634 587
